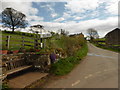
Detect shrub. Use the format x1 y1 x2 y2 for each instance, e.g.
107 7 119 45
54 36 86 56
50 58 74 75
50 43 88 75
76 43 88 59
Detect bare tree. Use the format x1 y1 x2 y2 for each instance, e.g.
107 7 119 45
87 28 99 40
2 8 28 33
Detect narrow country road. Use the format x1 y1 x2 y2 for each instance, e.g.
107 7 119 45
43 43 118 88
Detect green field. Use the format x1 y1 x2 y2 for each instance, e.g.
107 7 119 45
93 38 120 53
1 31 36 50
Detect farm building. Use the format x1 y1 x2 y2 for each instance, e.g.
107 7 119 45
30 25 52 38
105 28 120 45
69 33 84 38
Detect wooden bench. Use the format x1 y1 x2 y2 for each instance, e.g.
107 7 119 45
2 59 33 80
7 65 32 75
1 65 32 80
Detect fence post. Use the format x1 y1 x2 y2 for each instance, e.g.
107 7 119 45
34 38 38 49
22 37 25 49
44 39 46 48
6 36 10 50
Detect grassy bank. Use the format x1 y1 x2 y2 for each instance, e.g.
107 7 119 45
91 38 120 53
93 43 120 53
50 43 88 75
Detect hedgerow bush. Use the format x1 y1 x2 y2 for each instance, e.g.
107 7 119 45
50 43 88 75
53 36 86 56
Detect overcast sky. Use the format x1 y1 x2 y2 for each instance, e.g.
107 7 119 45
0 0 119 37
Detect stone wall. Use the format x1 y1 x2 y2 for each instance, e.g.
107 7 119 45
2 53 51 73
22 53 51 71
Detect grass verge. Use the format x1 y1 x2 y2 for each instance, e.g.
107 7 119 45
50 43 88 76
93 43 120 53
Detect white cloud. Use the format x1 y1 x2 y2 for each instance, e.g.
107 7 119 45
65 0 99 14
51 13 58 18
74 16 82 20
64 0 118 18
30 16 117 37
1 0 118 37
54 17 65 22
2 0 68 2
63 12 71 19
1 2 35 15
28 8 39 15
41 3 58 18
105 0 118 15
27 16 44 22
1 2 44 25
54 12 73 22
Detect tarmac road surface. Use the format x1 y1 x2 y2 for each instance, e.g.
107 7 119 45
43 43 118 88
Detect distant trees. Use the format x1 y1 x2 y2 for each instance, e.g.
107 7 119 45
50 31 56 36
87 28 99 40
60 29 69 36
2 8 28 33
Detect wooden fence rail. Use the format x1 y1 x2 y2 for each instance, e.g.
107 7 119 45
2 35 46 50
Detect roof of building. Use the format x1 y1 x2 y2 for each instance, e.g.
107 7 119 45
105 28 120 37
